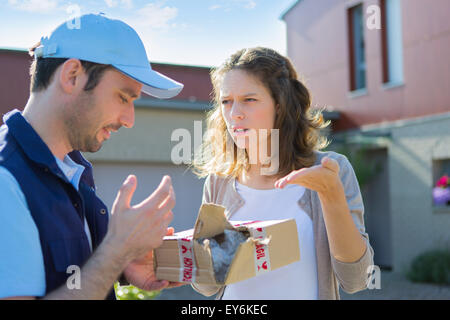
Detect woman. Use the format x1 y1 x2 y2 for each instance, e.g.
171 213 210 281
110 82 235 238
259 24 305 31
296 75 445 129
191 47 374 300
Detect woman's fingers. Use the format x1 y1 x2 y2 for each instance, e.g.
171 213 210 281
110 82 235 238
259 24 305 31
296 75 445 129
321 157 340 173
275 168 306 189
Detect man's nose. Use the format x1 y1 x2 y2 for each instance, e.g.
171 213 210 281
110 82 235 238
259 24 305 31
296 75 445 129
120 105 135 128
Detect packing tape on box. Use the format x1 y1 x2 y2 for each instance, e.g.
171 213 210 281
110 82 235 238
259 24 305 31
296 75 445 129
249 226 271 276
177 237 196 283
231 221 272 276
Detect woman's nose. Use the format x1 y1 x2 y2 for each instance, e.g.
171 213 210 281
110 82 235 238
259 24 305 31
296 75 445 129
230 102 244 120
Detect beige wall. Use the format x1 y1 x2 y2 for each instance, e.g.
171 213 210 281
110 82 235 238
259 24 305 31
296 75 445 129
85 107 207 163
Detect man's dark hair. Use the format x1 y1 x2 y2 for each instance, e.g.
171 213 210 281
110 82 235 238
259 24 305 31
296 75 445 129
28 41 114 92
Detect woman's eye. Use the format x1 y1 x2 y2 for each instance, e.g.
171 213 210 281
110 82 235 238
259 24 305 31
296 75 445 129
221 99 231 105
245 98 256 102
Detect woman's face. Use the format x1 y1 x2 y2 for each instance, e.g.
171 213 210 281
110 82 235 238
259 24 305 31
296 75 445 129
219 69 277 151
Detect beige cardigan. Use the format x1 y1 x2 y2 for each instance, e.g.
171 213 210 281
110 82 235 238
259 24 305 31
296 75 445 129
192 150 374 300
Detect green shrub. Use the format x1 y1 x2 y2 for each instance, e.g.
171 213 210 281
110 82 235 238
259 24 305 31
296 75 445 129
407 249 450 285
114 283 160 300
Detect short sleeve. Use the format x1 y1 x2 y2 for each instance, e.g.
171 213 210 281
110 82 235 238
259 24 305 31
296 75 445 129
0 166 46 298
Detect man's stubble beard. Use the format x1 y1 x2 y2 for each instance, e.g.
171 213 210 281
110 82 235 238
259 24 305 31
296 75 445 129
64 90 103 153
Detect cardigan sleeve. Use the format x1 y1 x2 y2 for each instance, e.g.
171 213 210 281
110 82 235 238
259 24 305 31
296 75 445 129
201 173 212 203
329 153 375 294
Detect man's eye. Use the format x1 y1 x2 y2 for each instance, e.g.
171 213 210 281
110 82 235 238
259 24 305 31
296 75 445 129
120 95 129 104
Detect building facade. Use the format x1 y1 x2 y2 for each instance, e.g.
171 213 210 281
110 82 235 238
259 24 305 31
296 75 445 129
283 0 450 272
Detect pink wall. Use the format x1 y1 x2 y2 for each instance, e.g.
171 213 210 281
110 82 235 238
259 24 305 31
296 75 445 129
283 0 450 131
151 64 212 102
0 50 32 123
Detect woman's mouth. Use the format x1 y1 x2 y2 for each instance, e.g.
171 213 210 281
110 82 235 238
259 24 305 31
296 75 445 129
232 127 250 136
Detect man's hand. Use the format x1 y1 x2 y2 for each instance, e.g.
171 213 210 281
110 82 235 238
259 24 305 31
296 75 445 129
39 175 177 300
122 227 185 291
107 175 175 265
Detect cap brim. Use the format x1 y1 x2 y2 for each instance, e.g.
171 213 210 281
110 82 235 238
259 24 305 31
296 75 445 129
113 64 184 99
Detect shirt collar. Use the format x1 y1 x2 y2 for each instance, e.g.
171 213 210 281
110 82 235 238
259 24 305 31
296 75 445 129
54 155 85 191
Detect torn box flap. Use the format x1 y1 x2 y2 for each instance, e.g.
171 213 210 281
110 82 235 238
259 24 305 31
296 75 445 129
193 203 235 239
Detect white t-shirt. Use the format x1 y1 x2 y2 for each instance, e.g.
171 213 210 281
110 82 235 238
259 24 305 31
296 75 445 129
222 181 318 300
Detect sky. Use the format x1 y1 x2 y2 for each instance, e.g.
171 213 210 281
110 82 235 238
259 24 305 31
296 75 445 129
0 0 296 67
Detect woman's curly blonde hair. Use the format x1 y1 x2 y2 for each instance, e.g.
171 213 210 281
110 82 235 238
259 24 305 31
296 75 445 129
192 47 330 179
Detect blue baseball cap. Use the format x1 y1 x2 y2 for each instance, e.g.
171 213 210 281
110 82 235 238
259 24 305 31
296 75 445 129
34 13 183 99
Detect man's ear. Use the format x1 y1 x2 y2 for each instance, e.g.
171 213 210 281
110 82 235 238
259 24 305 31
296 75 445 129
59 58 85 94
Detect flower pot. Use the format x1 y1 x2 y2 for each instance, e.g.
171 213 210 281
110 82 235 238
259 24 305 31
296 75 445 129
433 187 450 206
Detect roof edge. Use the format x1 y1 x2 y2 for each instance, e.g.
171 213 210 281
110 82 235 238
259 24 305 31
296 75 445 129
280 0 302 20
0 47 29 53
151 61 213 70
0 47 213 70
134 97 212 111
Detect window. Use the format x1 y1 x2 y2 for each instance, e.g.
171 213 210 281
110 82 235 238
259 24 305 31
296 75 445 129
347 4 366 91
380 0 404 85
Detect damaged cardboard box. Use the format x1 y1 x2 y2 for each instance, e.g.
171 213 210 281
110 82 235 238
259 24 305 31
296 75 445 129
153 203 300 285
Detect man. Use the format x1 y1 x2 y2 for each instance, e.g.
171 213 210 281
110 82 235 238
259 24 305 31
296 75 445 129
0 13 184 299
